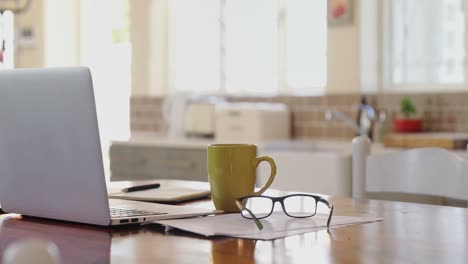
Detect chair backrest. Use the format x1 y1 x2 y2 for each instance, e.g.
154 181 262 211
366 148 468 201
352 136 468 203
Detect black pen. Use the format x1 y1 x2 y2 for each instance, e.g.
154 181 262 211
122 183 160 193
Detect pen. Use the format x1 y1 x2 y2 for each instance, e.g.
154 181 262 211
122 183 160 193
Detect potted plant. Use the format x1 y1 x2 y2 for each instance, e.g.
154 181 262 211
393 97 423 133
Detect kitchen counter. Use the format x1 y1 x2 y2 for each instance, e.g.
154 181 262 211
111 134 355 196
115 133 354 156
110 133 468 201
114 133 214 149
114 132 468 157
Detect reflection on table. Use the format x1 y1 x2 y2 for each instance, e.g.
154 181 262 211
0 187 466 263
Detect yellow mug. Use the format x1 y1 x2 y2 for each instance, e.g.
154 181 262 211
207 144 276 212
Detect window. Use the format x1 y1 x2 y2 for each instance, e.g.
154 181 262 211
223 0 278 93
80 0 131 178
286 0 327 91
168 0 327 94
383 0 465 90
0 11 14 69
169 0 220 93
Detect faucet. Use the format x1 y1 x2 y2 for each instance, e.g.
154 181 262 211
325 104 376 137
325 110 363 135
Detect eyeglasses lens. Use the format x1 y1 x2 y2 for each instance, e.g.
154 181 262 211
240 197 273 219
283 195 317 217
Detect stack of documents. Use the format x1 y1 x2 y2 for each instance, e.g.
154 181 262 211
155 212 382 240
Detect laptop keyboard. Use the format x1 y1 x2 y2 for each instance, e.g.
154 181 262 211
110 207 166 218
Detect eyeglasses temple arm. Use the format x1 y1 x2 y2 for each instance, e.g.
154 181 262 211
235 200 263 230
327 204 334 228
319 198 334 228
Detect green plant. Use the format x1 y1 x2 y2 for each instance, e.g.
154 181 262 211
400 97 417 118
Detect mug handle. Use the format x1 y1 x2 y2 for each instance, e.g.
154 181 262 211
253 156 276 195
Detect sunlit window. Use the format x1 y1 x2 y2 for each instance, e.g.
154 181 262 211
169 0 220 93
385 0 465 88
168 0 327 94
286 0 327 90
224 0 278 93
80 0 131 178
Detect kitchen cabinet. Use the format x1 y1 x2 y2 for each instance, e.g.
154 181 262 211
109 137 354 197
110 135 468 198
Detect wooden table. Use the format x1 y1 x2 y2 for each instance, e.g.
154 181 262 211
0 185 467 263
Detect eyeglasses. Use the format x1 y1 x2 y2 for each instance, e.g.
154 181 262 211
235 194 334 230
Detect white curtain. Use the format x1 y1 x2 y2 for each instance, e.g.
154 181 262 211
167 0 326 94
80 0 131 178
384 0 465 86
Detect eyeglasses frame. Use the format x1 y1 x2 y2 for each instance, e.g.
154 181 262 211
235 194 334 228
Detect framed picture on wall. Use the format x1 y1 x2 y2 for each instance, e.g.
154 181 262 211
328 0 354 27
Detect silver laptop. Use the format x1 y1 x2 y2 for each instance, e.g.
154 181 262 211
0 67 215 226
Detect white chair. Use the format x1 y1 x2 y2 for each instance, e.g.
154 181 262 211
352 136 468 206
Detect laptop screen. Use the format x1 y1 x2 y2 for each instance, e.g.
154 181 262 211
0 67 111 225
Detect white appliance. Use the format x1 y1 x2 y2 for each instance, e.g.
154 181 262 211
184 102 216 137
215 103 291 141
161 92 191 138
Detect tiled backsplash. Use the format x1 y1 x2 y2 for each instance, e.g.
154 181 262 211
130 93 468 140
376 93 468 133
131 97 165 132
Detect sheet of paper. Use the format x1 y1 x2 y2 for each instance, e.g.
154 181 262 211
155 212 383 240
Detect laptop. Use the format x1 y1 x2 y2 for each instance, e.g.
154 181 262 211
0 67 216 226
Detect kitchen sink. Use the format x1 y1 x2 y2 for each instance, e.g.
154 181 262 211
257 141 352 197
262 141 346 153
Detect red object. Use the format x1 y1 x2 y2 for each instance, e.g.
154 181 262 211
393 118 423 133
0 51 3 63
332 5 346 18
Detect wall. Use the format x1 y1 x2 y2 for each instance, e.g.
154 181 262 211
327 0 361 94
14 0 45 68
130 0 151 95
130 92 468 140
130 0 168 96
13 0 80 68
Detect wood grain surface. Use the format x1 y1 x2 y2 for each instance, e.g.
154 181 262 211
384 132 468 149
0 187 467 263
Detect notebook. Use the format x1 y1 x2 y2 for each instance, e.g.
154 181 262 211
108 179 212 203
